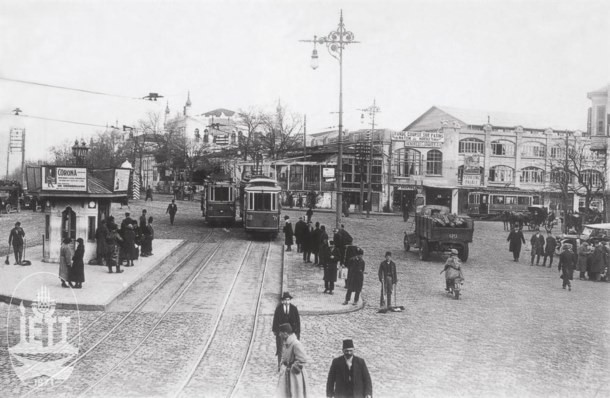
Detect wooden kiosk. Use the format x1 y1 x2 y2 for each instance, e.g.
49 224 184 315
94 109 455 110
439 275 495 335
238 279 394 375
26 166 130 263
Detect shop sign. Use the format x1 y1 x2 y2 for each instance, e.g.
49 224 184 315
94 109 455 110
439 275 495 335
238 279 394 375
391 130 444 148
41 167 87 191
464 154 481 174
462 174 481 186
322 167 335 178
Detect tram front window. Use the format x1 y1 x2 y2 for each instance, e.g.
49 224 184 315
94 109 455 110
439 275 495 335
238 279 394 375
214 187 230 201
253 193 273 210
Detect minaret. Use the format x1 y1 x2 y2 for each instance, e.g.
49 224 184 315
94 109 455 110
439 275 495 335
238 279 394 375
183 91 192 117
164 101 170 127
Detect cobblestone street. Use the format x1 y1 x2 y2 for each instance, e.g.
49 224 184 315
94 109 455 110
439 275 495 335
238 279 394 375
1 199 608 397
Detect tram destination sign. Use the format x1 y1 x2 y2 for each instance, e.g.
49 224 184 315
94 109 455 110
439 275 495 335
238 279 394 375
392 130 444 148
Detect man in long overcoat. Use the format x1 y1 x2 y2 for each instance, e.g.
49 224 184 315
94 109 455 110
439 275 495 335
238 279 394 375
323 241 339 294
343 248 365 305
589 241 608 281
326 339 372 398
272 292 301 370
59 237 73 288
312 222 322 265
276 323 308 398
302 222 314 263
542 232 557 268
507 226 526 262
95 220 108 265
558 244 576 290
294 217 307 253
530 230 545 266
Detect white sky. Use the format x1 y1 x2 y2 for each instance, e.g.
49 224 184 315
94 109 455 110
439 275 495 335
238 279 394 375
1 0 609 173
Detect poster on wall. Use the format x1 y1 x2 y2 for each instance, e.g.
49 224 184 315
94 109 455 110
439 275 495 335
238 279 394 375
114 169 131 191
41 167 87 191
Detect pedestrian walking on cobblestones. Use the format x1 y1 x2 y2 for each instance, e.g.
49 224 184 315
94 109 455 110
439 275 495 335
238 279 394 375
530 230 545 266
8 221 25 265
59 237 73 288
283 216 294 252
441 249 464 292
323 240 339 294
558 243 576 291
276 323 308 398
507 226 525 262
343 248 365 306
306 207 313 223
295 217 306 253
166 199 178 225
145 186 153 202
542 232 557 267
272 292 301 370
378 251 397 309
326 339 372 398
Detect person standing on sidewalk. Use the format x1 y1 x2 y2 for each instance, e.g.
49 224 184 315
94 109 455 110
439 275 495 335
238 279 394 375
343 248 365 306
283 216 294 252
8 221 25 265
145 186 153 202
507 226 525 262
530 230 545 266
59 238 73 288
71 238 85 289
275 323 308 398
95 220 108 266
542 232 557 268
326 339 372 398
378 251 397 309
323 240 339 294
294 217 306 253
166 199 178 225
272 292 301 371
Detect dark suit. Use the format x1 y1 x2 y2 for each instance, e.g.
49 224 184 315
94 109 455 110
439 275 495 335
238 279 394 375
272 303 301 366
326 355 372 398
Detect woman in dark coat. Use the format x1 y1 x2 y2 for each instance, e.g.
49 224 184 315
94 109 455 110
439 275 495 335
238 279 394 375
507 226 526 262
283 218 294 251
558 244 576 290
323 241 339 294
71 238 85 288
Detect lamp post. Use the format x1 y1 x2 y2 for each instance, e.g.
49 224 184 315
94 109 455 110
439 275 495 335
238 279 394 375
359 99 380 218
301 10 359 228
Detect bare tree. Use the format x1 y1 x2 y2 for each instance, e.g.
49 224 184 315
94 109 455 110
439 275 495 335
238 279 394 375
261 104 303 160
236 108 266 161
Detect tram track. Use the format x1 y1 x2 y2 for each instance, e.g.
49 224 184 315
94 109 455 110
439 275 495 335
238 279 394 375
175 240 271 398
20 231 218 396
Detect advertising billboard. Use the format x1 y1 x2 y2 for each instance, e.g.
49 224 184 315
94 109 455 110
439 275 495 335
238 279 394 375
41 167 87 191
391 130 444 148
113 169 131 192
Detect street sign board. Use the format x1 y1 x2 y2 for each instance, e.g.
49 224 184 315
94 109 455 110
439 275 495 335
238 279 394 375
392 130 444 148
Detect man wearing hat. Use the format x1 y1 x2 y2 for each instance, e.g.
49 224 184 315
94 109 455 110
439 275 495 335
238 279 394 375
441 249 464 292
343 248 365 306
530 229 545 266
326 339 372 398
272 292 301 370
294 216 307 253
276 322 308 398
378 251 397 309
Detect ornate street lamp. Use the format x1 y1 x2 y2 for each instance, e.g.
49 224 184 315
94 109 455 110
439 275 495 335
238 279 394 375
71 139 89 166
301 10 359 228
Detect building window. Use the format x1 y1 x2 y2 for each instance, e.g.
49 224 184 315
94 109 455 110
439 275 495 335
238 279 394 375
520 167 545 183
372 160 382 184
393 148 422 177
550 168 570 185
426 150 442 175
491 140 515 156
343 158 354 183
550 146 566 159
580 169 603 188
488 165 514 183
459 138 484 154
521 142 545 158
88 216 96 241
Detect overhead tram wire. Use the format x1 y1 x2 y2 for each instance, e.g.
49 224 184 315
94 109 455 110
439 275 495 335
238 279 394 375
0 112 111 129
0 76 154 101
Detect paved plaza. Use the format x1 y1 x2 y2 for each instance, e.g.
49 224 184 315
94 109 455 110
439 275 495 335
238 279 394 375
0 197 608 397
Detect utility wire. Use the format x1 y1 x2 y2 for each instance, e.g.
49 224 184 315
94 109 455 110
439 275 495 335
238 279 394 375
0 112 111 129
0 76 143 100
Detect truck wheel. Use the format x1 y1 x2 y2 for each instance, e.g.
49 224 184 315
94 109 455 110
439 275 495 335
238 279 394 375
459 244 469 262
419 240 429 261
5 204 11 214
403 235 410 252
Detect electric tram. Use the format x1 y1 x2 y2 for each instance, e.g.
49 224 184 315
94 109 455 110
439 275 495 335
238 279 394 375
239 176 281 237
201 178 237 225
467 191 541 215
